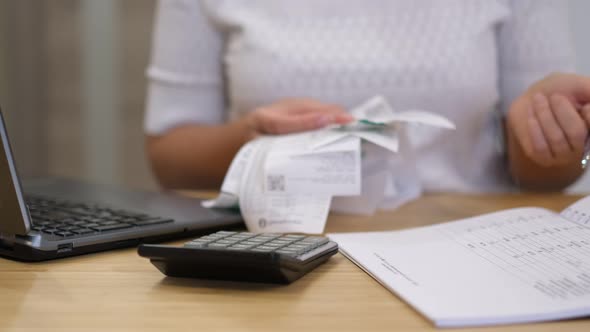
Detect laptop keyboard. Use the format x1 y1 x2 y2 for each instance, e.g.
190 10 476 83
26 195 174 239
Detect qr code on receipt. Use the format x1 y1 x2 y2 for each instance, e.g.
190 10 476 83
266 174 285 192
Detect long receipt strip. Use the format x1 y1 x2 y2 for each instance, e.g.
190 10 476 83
329 196 590 327
204 96 454 234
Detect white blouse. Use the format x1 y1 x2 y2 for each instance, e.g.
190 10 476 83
145 0 574 192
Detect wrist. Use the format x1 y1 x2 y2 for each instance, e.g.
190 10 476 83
238 112 260 142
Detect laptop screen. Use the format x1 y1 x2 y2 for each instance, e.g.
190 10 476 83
0 108 31 235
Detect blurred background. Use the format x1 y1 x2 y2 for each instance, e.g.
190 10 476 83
0 0 589 192
0 0 155 189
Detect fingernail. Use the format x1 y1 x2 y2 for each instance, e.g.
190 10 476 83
338 113 354 123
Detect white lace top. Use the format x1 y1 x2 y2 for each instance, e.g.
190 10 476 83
145 0 574 192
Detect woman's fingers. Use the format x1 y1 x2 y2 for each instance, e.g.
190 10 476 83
510 74 590 168
257 112 322 134
526 105 553 166
581 104 590 128
284 101 354 124
527 93 589 167
253 99 354 135
549 94 587 153
531 93 571 164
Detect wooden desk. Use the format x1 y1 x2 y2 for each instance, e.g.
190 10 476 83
1 193 589 331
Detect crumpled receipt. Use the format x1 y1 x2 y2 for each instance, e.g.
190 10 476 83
203 96 455 234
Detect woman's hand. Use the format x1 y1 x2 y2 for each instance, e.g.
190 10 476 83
507 73 590 167
244 98 354 137
147 98 353 190
506 73 590 190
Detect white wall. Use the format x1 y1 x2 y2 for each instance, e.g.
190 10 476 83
570 0 590 76
567 0 590 193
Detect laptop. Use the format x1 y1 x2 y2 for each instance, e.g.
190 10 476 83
0 108 243 261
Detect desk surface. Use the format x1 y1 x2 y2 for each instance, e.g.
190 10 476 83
1 193 589 331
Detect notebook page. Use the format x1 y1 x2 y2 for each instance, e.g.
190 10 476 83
560 195 590 227
329 207 590 327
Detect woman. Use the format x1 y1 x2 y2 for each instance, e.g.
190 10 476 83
145 0 590 192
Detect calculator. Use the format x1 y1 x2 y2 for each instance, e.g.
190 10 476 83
138 231 339 284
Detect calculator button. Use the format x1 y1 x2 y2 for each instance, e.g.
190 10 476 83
282 234 305 240
214 231 237 236
185 242 206 248
246 238 266 243
185 239 212 246
241 240 262 246
216 239 239 245
228 244 254 250
285 244 307 249
256 234 281 241
208 243 230 248
263 243 283 249
266 239 292 246
197 236 217 242
299 237 329 246
226 233 255 241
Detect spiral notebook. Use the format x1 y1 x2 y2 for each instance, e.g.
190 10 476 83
329 197 590 328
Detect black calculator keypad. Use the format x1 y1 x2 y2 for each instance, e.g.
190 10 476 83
184 231 329 258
